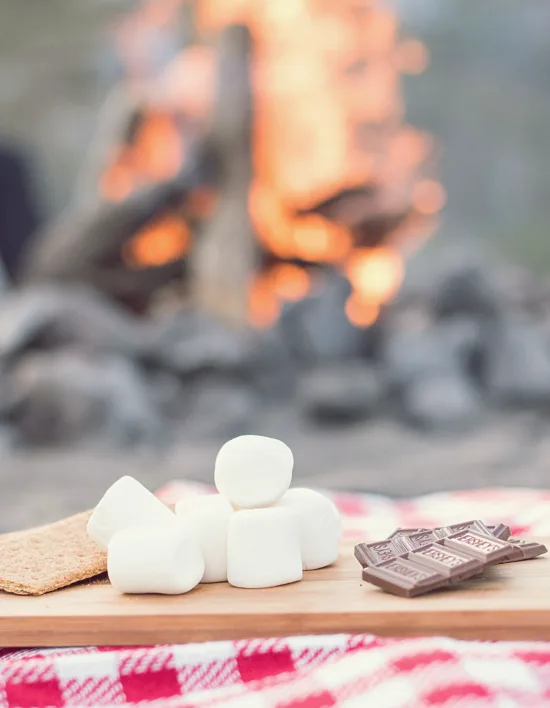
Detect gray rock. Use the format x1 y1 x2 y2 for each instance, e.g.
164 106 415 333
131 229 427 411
0 284 153 360
433 266 501 320
401 373 483 433
382 316 483 391
150 309 253 376
299 362 383 423
9 350 161 446
382 326 455 391
484 317 550 407
435 317 485 380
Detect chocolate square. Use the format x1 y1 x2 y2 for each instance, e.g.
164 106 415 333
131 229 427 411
442 530 512 564
410 543 481 580
354 539 408 567
363 557 448 598
401 530 438 550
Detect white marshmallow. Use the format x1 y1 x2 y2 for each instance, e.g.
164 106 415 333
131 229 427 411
87 476 177 549
175 495 234 583
276 488 342 570
108 525 204 595
227 507 302 588
215 435 293 509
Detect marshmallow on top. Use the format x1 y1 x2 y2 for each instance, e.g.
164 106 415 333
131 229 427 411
214 434 293 509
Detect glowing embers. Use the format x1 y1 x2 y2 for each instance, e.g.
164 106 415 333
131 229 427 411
248 264 312 329
123 214 191 268
347 247 404 305
344 246 404 327
250 182 352 263
344 296 380 329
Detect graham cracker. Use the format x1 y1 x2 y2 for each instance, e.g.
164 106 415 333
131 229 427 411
0 510 106 595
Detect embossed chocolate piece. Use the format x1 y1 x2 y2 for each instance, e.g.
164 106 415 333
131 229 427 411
435 530 512 564
410 543 480 580
362 558 448 598
354 539 407 567
401 530 439 550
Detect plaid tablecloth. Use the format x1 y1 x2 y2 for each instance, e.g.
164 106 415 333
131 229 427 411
3 483 550 708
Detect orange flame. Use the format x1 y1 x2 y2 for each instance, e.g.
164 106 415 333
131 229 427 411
123 214 190 268
345 295 380 328
104 0 440 328
248 263 311 328
100 112 183 202
100 153 134 202
132 113 182 182
347 246 404 303
271 263 311 301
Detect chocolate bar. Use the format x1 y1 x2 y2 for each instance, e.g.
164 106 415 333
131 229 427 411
368 519 547 567
358 520 548 598
360 530 514 597
355 526 491 567
362 534 498 597
373 522 498 559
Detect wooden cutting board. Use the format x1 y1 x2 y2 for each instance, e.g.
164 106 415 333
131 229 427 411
1 539 550 647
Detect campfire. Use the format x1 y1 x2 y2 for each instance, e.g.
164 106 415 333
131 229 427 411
1 0 548 464
98 0 443 328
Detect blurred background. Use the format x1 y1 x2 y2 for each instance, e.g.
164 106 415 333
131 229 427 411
1 0 550 529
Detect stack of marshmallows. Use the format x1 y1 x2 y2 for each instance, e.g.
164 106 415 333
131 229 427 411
87 435 342 594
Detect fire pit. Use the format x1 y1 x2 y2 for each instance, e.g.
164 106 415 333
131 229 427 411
0 0 549 520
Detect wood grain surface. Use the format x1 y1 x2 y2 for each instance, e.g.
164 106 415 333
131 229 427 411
1 540 549 647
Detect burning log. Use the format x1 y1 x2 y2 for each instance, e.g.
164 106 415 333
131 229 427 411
19 121 217 312
23 0 443 329
190 24 257 328
20 177 187 311
20 21 256 322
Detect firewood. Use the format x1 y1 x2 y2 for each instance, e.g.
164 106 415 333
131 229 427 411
190 25 258 329
71 85 145 211
20 131 212 311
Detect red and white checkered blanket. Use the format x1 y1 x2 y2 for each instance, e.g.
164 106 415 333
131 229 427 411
3 483 550 708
